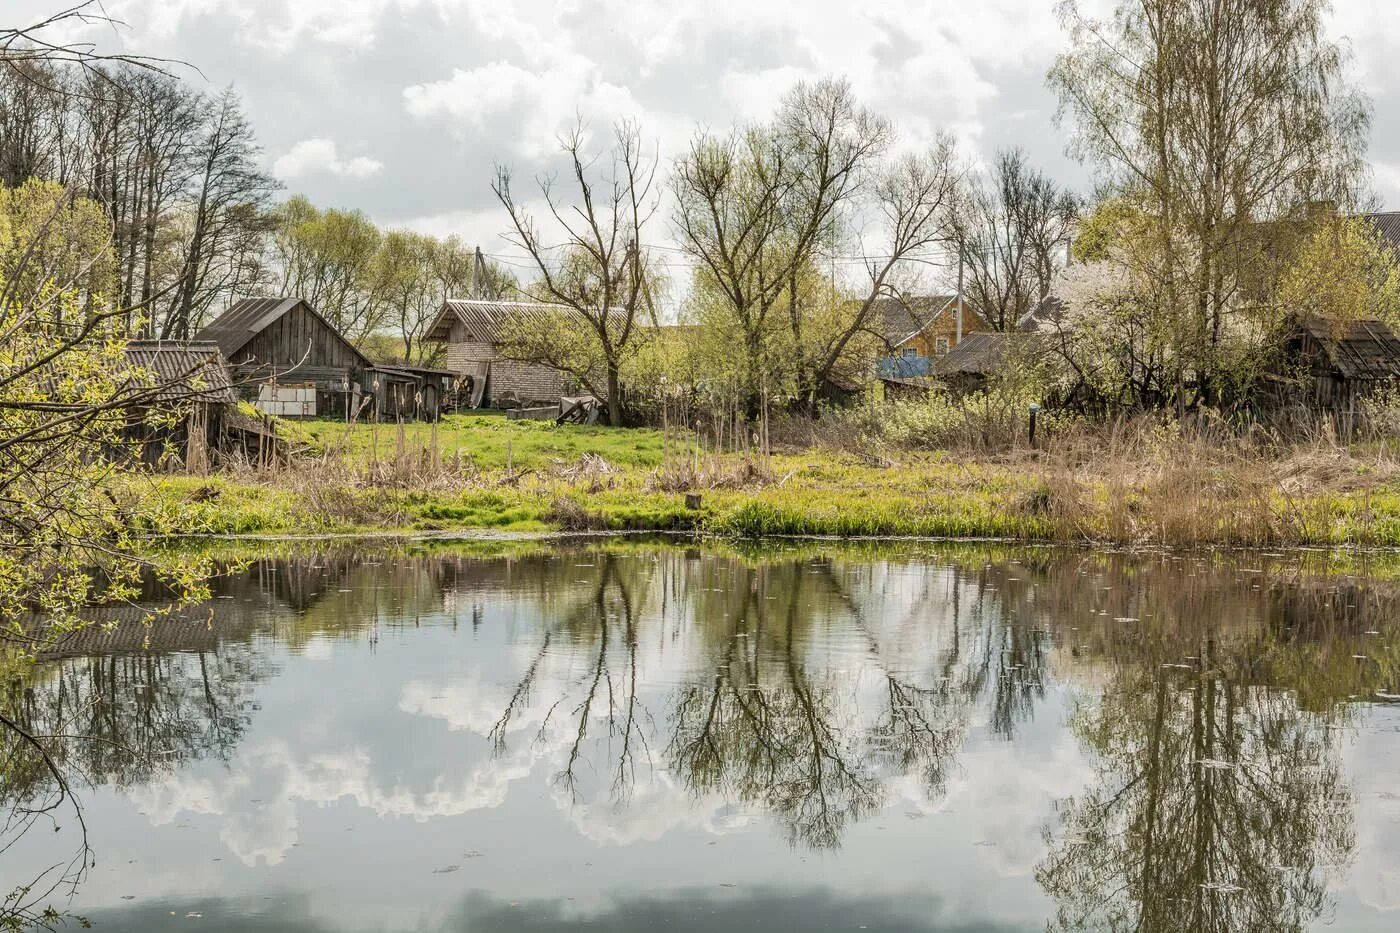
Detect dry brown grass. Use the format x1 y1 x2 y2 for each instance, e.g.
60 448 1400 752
1011 416 1400 546
647 452 779 492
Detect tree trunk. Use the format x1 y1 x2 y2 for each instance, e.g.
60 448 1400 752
607 364 623 427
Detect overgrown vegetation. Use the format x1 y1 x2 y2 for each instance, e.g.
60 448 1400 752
118 408 1400 548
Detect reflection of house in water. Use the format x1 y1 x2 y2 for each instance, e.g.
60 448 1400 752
36 609 227 660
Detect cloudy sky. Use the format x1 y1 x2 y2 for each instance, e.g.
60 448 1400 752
14 0 1400 279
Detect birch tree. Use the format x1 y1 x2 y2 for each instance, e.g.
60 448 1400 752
1050 0 1370 406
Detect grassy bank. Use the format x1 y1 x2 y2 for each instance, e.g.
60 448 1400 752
123 413 1400 547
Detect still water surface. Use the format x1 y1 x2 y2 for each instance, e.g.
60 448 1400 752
5 541 1400 931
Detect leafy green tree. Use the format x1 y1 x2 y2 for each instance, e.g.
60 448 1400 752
1051 0 1371 408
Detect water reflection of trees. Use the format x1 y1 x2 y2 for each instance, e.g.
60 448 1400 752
6 543 1400 928
1023 555 1384 933
483 550 1033 849
667 569 884 849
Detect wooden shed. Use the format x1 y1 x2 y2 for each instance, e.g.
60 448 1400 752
1282 316 1400 415
366 364 453 422
197 297 370 419
120 340 236 470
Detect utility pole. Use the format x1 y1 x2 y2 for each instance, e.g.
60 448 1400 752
955 247 964 345
473 247 491 299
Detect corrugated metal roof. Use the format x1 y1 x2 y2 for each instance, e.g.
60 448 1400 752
1298 316 1400 380
426 298 573 344
931 332 1048 377
122 340 236 403
931 333 1011 376
1360 212 1400 255
196 297 303 359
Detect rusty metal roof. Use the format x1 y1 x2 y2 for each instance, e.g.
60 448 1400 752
1297 316 1400 380
122 340 236 403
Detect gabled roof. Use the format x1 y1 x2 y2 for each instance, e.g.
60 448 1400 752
871 295 955 345
425 298 571 344
932 332 1048 378
1294 316 1400 380
870 295 991 347
1360 212 1400 256
931 333 1009 376
196 297 368 367
122 340 235 403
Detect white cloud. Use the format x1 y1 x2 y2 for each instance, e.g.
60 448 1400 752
273 138 384 180
404 60 644 159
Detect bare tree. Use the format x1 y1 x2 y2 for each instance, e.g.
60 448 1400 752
161 87 278 338
1 2 180 79
809 139 961 410
953 149 1078 332
674 78 891 417
492 119 660 426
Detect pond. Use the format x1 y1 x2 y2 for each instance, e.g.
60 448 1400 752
4 540 1400 931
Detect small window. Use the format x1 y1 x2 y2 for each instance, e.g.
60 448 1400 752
935 336 950 355
901 347 918 360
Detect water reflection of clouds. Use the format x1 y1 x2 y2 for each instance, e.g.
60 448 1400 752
556 769 758 846
19 546 1400 932
129 736 546 865
942 713 1095 879
1342 707 1400 913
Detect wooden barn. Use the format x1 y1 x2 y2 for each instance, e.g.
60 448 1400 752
424 298 573 409
198 297 370 418
198 297 445 421
1281 316 1400 416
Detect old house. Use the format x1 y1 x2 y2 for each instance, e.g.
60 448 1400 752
1279 316 1400 417
424 298 573 408
1360 212 1400 254
872 295 992 378
120 340 238 470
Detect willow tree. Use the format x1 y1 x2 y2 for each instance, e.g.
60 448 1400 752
675 78 963 417
1050 0 1371 407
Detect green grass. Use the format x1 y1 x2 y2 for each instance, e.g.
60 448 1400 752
291 413 682 471
131 415 1400 547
